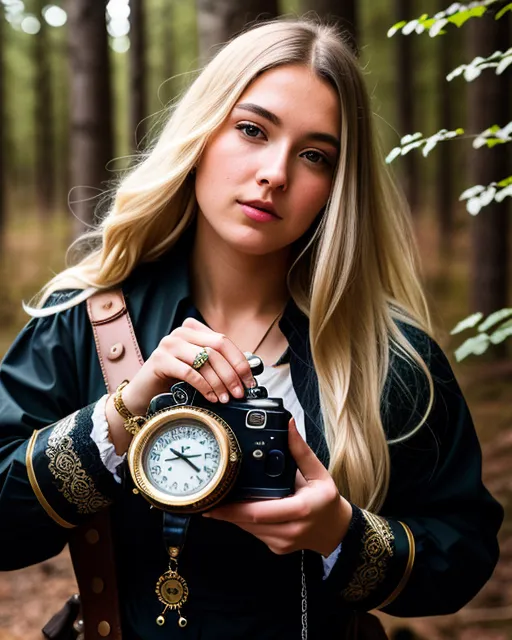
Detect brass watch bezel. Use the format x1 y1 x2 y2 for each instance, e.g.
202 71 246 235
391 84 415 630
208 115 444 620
127 406 241 513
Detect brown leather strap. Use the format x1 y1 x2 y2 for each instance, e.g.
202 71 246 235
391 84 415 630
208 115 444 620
86 290 144 393
69 289 144 640
69 514 123 640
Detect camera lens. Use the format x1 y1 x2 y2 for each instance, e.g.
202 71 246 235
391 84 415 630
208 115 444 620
265 449 285 477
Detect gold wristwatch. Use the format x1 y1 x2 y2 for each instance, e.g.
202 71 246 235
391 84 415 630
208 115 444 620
113 380 147 435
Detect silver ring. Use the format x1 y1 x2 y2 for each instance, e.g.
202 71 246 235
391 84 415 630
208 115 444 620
192 348 209 370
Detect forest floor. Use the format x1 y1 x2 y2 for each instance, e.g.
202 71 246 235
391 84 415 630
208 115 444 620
0 211 511 640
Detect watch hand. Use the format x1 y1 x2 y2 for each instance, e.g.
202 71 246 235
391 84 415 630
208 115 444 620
168 448 201 473
164 455 202 461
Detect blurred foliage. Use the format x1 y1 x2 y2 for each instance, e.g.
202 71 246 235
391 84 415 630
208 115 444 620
385 1 511 361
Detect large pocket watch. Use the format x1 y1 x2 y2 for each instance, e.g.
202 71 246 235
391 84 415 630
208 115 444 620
127 405 242 513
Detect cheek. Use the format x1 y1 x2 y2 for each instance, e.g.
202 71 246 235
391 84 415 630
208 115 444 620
292 176 332 224
196 134 249 189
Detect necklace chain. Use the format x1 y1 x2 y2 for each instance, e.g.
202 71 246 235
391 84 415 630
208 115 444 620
301 550 308 639
251 310 283 354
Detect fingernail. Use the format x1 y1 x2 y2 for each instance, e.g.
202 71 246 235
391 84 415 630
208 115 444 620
245 377 256 389
220 393 229 403
233 386 244 398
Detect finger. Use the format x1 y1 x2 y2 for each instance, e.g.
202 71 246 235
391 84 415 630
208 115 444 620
155 352 218 403
159 338 229 401
205 494 311 524
230 526 297 555
162 336 241 401
178 322 255 389
178 342 247 401
295 468 308 490
288 418 331 483
199 348 247 400
182 316 215 333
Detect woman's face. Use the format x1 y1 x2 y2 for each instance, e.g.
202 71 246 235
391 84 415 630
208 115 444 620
194 64 341 256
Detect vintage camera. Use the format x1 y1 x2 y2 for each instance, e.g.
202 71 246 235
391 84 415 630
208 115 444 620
146 354 296 503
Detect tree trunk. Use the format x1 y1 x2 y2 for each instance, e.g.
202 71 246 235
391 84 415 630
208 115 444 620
196 0 279 62
0 3 5 251
436 1 454 256
300 0 357 54
67 0 113 237
34 0 55 218
129 0 146 149
468 13 510 348
163 0 174 103
396 0 418 214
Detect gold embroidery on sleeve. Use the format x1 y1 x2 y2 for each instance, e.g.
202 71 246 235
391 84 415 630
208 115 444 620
341 510 394 602
26 430 75 529
46 413 111 514
376 521 416 609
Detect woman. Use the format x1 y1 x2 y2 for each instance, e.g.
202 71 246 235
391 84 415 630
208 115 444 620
0 18 502 640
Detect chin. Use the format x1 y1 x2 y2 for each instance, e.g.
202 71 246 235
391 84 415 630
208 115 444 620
221 225 287 256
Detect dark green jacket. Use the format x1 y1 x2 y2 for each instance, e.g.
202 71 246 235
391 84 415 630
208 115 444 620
0 241 503 638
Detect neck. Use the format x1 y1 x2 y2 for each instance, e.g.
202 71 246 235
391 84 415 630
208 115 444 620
190 217 290 322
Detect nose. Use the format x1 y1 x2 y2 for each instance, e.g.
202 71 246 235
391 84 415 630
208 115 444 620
255 148 288 191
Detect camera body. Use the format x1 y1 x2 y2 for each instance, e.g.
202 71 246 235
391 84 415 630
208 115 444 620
147 358 296 501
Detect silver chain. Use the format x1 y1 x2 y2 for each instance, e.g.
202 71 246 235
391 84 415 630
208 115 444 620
300 550 308 639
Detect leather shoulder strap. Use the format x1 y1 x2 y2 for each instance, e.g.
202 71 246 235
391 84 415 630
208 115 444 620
69 289 144 640
87 289 144 392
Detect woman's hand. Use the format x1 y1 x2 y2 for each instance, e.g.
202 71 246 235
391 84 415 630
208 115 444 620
203 418 353 557
105 317 256 454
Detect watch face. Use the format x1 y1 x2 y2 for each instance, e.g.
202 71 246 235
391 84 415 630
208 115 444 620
144 419 221 497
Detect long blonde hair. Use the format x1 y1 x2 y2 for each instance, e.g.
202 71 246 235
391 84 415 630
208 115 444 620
30 18 433 512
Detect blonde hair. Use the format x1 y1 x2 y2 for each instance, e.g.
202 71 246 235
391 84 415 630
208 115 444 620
30 18 433 512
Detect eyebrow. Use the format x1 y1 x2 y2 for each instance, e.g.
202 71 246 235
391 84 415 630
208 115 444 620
235 102 340 152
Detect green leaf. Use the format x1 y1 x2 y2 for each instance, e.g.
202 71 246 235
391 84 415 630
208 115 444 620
459 185 485 200
448 6 487 28
495 184 512 202
401 140 424 155
401 132 423 144
496 55 512 75
496 3 512 20
387 20 407 37
467 197 483 215
478 308 512 332
447 65 465 81
455 127 465 135
497 176 512 187
451 312 484 334
385 147 402 164
487 138 507 148
454 334 490 362
422 18 437 29
490 319 512 344
429 18 448 37
489 124 501 133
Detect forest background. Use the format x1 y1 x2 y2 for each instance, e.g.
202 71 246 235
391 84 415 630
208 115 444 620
0 1 511 639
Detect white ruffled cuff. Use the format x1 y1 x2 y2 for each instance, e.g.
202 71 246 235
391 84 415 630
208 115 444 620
91 394 126 483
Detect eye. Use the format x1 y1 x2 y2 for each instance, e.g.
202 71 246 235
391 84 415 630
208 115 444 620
235 122 265 139
301 150 330 166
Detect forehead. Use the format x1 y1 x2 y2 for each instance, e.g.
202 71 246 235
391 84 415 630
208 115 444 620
236 65 340 137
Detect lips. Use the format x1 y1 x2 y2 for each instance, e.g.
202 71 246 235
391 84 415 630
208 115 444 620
238 200 280 218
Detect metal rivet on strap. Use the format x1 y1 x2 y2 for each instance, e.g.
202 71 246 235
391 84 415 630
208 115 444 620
85 529 99 544
103 301 113 310
98 621 111 637
73 619 84 633
107 342 125 361
91 577 104 594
